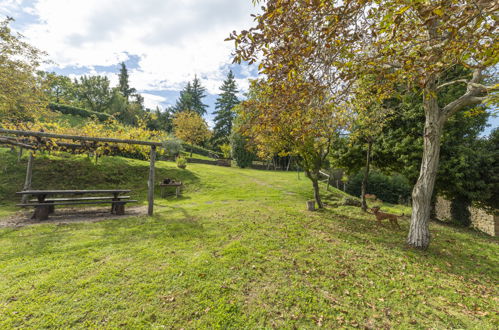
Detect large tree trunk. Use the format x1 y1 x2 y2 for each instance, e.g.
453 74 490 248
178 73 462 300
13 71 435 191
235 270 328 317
407 82 443 249
361 141 372 212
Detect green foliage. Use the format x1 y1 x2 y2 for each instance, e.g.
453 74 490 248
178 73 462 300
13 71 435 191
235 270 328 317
162 136 183 158
118 62 136 100
172 76 208 116
212 70 239 147
176 156 187 169
41 72 76 105
0 18 47 121
450 195 472 227
74 75 112 113
48 103 110 121
182 143 222 159
346 170 411 204
230 132 254 168
220 143 231 159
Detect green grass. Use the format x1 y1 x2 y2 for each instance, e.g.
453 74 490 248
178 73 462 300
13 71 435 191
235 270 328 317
0 148 497 328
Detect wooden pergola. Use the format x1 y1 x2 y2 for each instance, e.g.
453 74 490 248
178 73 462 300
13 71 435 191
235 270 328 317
0 128 163 216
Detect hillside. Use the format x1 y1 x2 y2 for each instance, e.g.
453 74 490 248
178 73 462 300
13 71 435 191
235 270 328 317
0 149 497 328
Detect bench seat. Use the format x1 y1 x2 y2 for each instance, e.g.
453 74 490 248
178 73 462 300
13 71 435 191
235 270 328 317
18 200 137 207
29 196 131 202
17 200 138 220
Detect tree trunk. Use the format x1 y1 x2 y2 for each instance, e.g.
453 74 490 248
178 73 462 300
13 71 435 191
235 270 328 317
305 169 324 209
361 141 372 212
407 83 443 249
21 153 34 204
312 177 324 209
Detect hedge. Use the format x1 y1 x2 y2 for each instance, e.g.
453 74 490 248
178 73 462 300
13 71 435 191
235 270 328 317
48 103 110 122
182 143 223 159
345 170 411 204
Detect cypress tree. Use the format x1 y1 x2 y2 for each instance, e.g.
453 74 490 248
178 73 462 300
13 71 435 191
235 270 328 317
118 62 136 100
212 70 239 147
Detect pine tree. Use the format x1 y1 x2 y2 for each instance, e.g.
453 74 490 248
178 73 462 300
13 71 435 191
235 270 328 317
212 70 239 147
118 62 136 100
172 76 208 116
172 82 194 113
190 75 208 116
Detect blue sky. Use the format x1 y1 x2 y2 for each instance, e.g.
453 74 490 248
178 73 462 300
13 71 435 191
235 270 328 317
1 0 259 126
1 0 497 134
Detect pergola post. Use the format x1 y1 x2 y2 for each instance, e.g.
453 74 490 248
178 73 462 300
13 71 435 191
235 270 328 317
21 152 34 204
148 145 156 216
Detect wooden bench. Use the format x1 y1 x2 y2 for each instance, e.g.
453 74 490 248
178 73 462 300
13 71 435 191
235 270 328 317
17 190 137 220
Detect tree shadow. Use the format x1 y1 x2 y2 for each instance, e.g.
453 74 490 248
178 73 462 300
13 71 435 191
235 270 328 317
317 206 498 283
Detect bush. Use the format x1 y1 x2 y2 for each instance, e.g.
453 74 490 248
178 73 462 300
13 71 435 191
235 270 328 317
450 195 472 226
162 137 183 158
176 156 187 169
220 143 231 159
346 170 411 204
48 103 110 121
230 133 254 168
182 143 222 159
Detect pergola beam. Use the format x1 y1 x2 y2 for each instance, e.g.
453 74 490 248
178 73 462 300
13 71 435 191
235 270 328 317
0 128 163 147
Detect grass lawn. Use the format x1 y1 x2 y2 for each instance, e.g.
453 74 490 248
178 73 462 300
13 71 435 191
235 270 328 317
0 149 497 328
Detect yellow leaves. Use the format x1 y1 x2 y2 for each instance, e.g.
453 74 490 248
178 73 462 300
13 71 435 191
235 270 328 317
396 6 410 15
2 117 167 159
172 111 211 146
432 8 444 17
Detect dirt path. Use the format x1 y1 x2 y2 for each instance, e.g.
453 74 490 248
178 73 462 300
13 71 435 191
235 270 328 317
0 206 147 228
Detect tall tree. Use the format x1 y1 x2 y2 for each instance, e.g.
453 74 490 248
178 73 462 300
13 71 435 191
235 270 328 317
172 76 208 116
75 75 112 113
190 75 208 116
231 0 498 249
172 82 194 113
118 62 136 100
237 78 345 209
41 72 75 105
212 70 239 148
0 18 47 121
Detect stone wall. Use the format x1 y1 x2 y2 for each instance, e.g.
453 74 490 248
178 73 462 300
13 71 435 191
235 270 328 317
435 196 498 236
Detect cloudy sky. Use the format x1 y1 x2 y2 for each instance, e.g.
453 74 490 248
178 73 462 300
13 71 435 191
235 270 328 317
1 0 260 125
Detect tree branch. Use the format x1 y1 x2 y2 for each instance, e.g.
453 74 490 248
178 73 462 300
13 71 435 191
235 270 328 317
437 79 468 90
441 69 495 120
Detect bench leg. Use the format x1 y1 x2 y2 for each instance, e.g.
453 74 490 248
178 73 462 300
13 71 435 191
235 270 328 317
48 203 55 214
115 202 125 215
34 205 50 220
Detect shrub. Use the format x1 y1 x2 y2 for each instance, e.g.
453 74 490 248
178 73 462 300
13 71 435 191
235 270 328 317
346 170 411 204
220 143 231 159
176 156 187 169
48 103 110 121
450 195 472 226
230 133 254 168
182 143 222 159
162 137 183 158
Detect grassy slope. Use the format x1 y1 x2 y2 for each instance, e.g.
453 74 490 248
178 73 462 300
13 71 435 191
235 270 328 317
0 149 497 328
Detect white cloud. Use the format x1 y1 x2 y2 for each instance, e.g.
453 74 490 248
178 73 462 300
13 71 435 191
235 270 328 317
141 93 167 110
9 0 259 95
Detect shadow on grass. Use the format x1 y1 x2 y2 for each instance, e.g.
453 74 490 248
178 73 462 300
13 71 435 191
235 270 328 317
0 151 201 204
0 205 204 262
315 206 498 283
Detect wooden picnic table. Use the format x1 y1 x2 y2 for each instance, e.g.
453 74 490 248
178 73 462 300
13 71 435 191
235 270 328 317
16 189 135 220
159 182 182 198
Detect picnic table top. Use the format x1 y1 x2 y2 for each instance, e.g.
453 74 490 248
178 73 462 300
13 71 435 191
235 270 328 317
16 189 131 195
159 182 182 187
